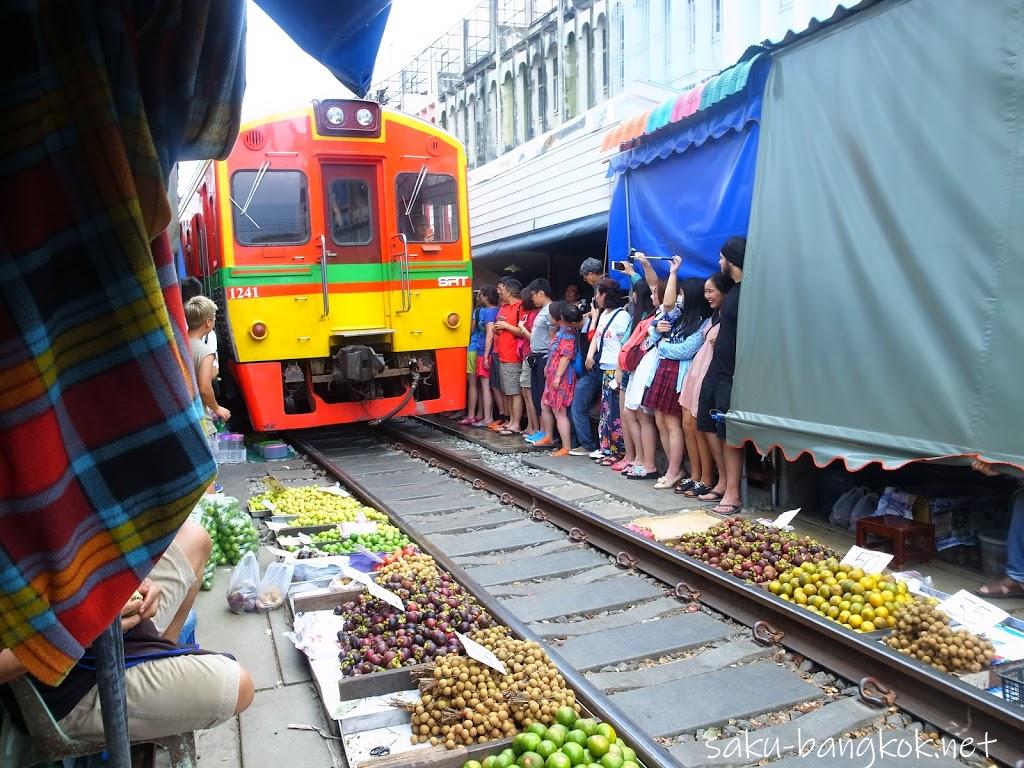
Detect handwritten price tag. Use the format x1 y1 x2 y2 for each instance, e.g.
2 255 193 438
937 590 1008 633
456 631 508 675
342 566 405 610
263 474 288 494
321 483 351 497
340 521 378 536
840 545 894 574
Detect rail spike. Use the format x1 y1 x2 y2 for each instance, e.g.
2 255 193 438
499 492 514 505
673 582 702 607
568 527 589 543
752 620 785 646
472 478 487 491
427 457 440 468
616 552 639 570
858 676 897 708
448 467 462 479
529 507 550 522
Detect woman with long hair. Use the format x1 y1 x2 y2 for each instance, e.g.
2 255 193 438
584 279 630 463
676 272 735 497
540 303 583 455
641 257 711 489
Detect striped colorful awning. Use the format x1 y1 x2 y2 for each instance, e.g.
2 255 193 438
601 54 766 153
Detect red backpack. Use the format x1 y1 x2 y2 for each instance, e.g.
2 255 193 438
618 316 656 373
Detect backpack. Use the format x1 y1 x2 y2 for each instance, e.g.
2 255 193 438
618 315 656 373
573 331 587 377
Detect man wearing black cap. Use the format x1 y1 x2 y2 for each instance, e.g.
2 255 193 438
697 236 746 513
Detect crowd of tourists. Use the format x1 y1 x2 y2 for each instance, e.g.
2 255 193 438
455 236 748 516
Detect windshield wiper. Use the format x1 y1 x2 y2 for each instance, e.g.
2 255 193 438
401 164 429 219
230 161 271 228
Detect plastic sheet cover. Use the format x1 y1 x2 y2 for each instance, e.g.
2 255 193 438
728 0 1024 471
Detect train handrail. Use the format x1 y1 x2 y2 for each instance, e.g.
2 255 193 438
318 234 333 317
396 233 411 313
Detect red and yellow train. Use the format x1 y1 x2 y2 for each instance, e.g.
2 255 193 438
179 99 472 430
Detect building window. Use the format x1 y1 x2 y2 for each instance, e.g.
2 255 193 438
501 72 515 150
585 24 596 109
565 32 578 119
538 60 548 131
615 2 625 90
395 173 459 243
687 0 696 51
231 170 310 246
712 0 722 40
328 179 372 246
663 0 672 79
601 21 609 96
552 55 559 115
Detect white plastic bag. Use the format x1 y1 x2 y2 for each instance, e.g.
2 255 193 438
226 551 260 614
257 561 294 611
848 492 880 532
829 486 865 529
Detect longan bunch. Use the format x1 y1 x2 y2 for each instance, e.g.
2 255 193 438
411 628 578 749
884 602 995 674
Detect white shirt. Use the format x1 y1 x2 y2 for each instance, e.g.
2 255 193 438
595 308 630 370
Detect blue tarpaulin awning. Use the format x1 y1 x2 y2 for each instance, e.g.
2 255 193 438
255 0 392 96
607 56 770 281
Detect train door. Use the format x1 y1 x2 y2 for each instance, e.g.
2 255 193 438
319 163 387 330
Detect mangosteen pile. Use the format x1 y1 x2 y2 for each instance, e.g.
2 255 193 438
336 559 493 675
674 517 836 583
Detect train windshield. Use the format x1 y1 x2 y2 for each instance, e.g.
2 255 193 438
396 172 458 243
231 169 310 246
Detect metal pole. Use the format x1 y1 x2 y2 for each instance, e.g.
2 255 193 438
623 170 632 254
91 620 132 768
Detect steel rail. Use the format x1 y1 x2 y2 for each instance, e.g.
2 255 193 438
290 434 680 768
356 425 1024 767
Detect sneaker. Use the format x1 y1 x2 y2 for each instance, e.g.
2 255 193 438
524 430 546 443
568 446 592 456
588 449 605 459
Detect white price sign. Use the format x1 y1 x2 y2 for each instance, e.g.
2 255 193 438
456 631 508 675
321 483 351 497
340 520 378 536
937 590 1008 634
840 545 894 574
260 499 277 512
342 566 405 610
758 508 801 530
297 532 313 545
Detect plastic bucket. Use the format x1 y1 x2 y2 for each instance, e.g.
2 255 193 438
977 530 1008 579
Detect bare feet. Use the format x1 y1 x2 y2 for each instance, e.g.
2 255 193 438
974 577 1024 599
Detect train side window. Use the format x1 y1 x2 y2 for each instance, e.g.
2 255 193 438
395 173 459 243
230 170 310 246
328 179 372 246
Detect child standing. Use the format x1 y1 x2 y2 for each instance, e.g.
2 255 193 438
538 304 582 455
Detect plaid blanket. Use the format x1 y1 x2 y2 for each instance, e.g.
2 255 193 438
0 0 244 685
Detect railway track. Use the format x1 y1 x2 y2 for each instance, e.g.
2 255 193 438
287 422 1024 768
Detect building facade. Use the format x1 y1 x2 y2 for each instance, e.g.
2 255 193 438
372 0 844 272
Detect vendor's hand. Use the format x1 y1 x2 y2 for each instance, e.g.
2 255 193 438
214 405 231 422
120 595 144 633
971 459 1000 477
656 320 671 334
137 579 161 621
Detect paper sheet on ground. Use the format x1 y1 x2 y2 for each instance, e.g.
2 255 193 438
630 510 720 541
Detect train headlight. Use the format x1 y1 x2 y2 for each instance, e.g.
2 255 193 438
356 108 374 127
325 106 345 126
445 313 460 329
250 322 268 340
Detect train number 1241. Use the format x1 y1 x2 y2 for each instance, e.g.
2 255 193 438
227 286 260 299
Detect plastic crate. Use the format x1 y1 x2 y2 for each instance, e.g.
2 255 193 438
998 660 1024 706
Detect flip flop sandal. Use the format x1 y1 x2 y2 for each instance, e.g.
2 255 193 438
600 456 622 466
673 478 696 495
610 458 631 472
683 482 712 498
698 490 724 502
711 503 742 515
627 467 658 479
498 429 522 437
973 579 1024 599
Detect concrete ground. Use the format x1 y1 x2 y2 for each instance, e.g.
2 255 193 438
192 461 343 768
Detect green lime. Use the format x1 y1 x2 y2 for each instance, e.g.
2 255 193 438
493 755 514 768
561 743 586 766
600 755 623 768
520 733 542 754
528 723 550 739
519 753 545 768
586 736 610 759
536 741 558 759
464 762 483 768
575 719 598 737
620 747 636 764
545 753 572 768
544 728 566 748
555 706 578 728
564 731 588 747
595 724 617 743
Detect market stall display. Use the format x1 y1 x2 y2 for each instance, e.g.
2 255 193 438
411 628 578 748
309 523 412 555
674 517 836 583
884 602 996 673
767 562 915 632
197 495 260 589
251 484 389 526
